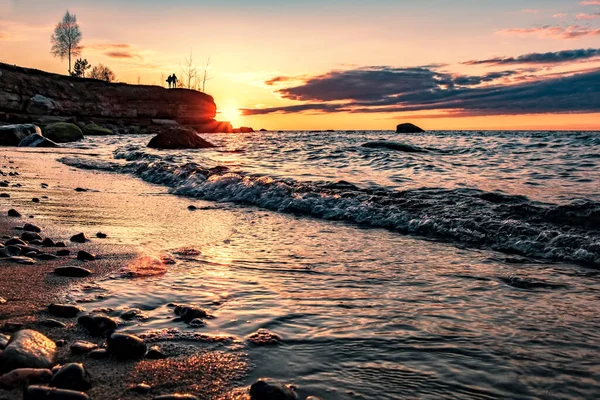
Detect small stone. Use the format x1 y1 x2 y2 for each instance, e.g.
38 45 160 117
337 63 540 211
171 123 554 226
50 363 92 392
0 333 9 349
70 233 90 243
78 314 118 336
145 345 166 360
0 368 52 389
30 239 43 246
188 205 197 211
9 256 36 265
173 305 209 322
42 238 56 247
48 304 83 318
55 340 66 347
249 378 297 400
55 242 66 247
56 249 70 256
24 385 90 400
306 397 323 400
23 223 42 233
0 193 9 198
1 322 23 332
95 232 107 238
39 319 66 328
246 329 282 346
0 330 57 372
32 198 40 203
128 383 151 394
74 188 88 192
54 266 91 277
70 341 98 355
37 253 58 260
89 348 108 359
120 308 145 321
0 297 6 305
76 250 96 261
7 209 21 217
153 395 199 400
5 238 26 246
4 245 20 256
107 333 147 360
41 183 48 188
21 231 43 242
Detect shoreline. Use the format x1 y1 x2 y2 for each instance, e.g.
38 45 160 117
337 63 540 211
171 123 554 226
0 150 252 400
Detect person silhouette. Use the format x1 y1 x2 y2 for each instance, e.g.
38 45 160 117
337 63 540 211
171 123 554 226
166 74 173 88
172 74 178 88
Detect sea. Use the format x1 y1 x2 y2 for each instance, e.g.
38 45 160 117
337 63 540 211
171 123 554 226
56 130 600 399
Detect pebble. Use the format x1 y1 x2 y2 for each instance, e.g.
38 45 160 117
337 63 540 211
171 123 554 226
48 304 83 318
0 368 52 389
0 193 9 198
145 345 166 360
42 238 56 247
107 333 147 360
0 333 9 349
153 395 199 400
37 253 59 260
173 305 209 322
129 383 152 394
0 330 57 372
70 341 98 355
120 308 145 321
56 249 71 256
1 322 23 332
55 340 66 347
30 239 43 246
249 378 298 400
23 223 42 233
9 256 36 265
21 231 42 242
77 250 96 261
54 266 91 277
78 314 118 336
0 297 6 305
55 242 66 247
5 238 26 246
32 198 40 203
187 205 197 211
246 329 282 346
74 187 89 192
50 363 92 392
39 319 67 328
41 183 48 188
7 209 21 217
70 233 90 243
24 385 90 400
89 348 109 359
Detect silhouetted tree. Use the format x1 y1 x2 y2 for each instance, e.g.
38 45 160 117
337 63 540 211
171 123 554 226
201 56 213 93
50 10 82 74
70 58 90 77
89 64 116 82
181 50 198 89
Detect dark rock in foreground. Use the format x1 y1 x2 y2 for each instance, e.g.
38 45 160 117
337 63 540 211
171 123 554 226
0 330 57 372
78 314 117 336
54 266 91 277
77 250 96 261
24 385 89 400
50 363 92 392
0 368 52 389
43 123 84 143
70 232 90 243
18 133 59 148
48 304 83 318
0 124 41 146
396 123 425 133
7 209 21 217
107 333 147 360
249 378 297 400
147 127 216 150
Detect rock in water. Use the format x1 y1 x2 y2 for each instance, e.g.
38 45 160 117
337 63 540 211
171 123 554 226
0 368 52 389
147 127 216 149
396 123 425 133
54 266 91 277
0 330 57 372
43 123 84 143
78 314 118 336
50 363 92 392
249 378 297 400
48 304 83 318
246 329 282 346
107 333 147 360
173 305 209 322
0 124 41 146
24 385 90 400
18 133 59 148
70 233 90 243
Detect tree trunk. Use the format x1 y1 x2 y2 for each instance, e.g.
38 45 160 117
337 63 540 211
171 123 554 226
68 46 72 74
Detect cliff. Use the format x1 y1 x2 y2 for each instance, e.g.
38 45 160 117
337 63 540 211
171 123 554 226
0 63 225 130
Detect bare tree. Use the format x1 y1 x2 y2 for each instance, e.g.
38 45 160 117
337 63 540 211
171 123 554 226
50 10 82 74
201 56 213 93
181 50 198 89
89 64 116 82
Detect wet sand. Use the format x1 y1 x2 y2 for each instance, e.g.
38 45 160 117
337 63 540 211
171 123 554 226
0 150 250 400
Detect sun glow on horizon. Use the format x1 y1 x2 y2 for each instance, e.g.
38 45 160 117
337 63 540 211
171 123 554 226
218 103 242 126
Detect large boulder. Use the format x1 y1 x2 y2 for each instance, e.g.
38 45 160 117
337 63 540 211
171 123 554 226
147 127 215 149
26 95 57 115
0 124 41 146
43 123 84 143
396 123 425 133
18 133 59 148
0 330 57 372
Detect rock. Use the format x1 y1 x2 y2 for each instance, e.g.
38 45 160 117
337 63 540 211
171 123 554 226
41 238 56 247
7 208 21 217
74 187 89 192
0 330 57 372
306 397 323 400
188 318 205 328
129 383 152 394
0 333 9 349
48 304 83 318
120 308 145 321
36 253 58 260
259 128 268 132
5 238 26 246
246 329 282 346
18 133 59 148
56 249 71 256
23 223 41 233
81 123 114 136
0 124 41 146
95 232 107 238
249 379 297 400
55 340 66 347
0 368 52 389
21 231 43 242
50 363 92 392
88 348 108 359
173 305 209 322
145 345 166 359
54 266 91 277
153 395 199 400
70 233 90 243
39 319 66 328
78 314 118 336
5 245 22 256
77 250 96 261
396 123 425 133
70 340 98 355
43 123 84 143
232 126 254 133
9 256 36 265
0 297 5 305
147 127 216 150
24 385 90 400
187 205 197 211
55 241 66 247
107 333 147 360
1 322 23 332
0 193 9 197
26 95 57 115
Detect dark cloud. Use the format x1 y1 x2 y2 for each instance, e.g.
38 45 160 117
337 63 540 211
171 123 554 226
464 48 600 65
265 76 292 86
242 67 600 116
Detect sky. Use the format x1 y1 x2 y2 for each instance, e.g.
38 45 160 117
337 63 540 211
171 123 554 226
1 0 599 130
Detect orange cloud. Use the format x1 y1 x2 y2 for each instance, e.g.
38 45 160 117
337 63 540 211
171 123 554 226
498 25 600 39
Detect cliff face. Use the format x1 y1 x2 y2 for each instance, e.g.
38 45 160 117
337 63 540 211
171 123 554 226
0 63 217 127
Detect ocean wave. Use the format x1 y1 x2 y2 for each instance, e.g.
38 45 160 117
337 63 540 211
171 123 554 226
59 146 600 268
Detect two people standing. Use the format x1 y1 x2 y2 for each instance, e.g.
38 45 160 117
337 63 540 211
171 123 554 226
166 74 178 88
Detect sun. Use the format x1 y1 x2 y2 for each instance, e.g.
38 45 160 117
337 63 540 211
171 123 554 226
219 104 242 125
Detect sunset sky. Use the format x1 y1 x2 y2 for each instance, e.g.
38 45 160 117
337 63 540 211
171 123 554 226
1 0 599 130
